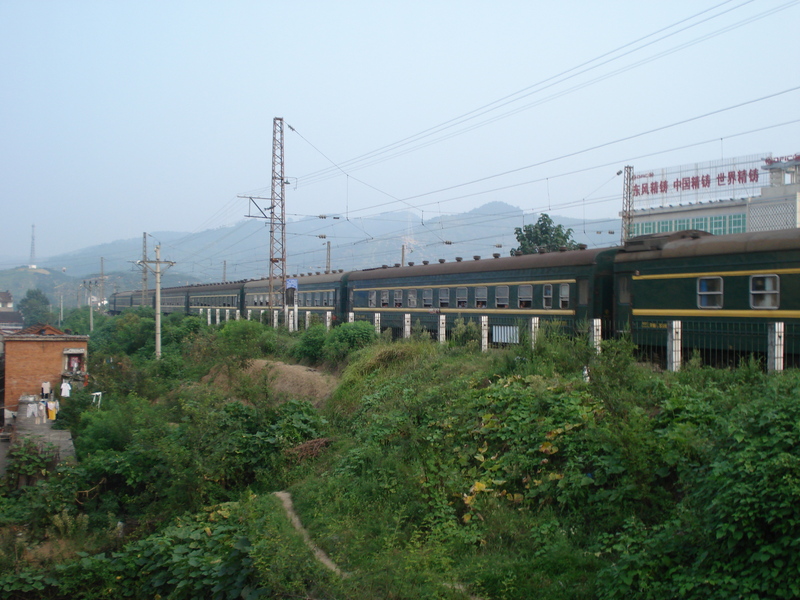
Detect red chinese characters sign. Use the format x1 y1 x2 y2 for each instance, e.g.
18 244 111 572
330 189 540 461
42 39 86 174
632 154 775 209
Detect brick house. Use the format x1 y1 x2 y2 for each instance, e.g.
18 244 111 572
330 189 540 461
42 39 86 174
2 324 89 417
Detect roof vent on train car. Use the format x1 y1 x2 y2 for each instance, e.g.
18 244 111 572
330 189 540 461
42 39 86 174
473 255 480 261
308 273 313 276
422 260 429 265
316 272 321 275
493 253 500 258
538 247 548 254
382 265 388 269
438 258 446 263
408 261 415 266
623 230 712 252
394 263 400 267
514 250 522 256
455 256 462 262
577 244 587 250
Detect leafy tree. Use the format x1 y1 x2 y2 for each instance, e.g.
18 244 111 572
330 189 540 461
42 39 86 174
18 288 53 327
511 213 578 255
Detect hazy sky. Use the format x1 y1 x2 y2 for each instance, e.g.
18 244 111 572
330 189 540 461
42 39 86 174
2 0 798 271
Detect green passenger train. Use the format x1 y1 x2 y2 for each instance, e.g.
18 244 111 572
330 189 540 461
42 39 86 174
109 228 800 358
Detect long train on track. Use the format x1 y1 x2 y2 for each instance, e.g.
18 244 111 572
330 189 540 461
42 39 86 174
110 229 800 362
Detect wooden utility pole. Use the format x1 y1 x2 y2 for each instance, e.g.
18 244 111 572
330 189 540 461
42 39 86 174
138 245 174 359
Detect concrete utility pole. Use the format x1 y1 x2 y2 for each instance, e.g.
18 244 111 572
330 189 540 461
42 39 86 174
138 245 175 359
81 279 98 331
326 241 331 272
141 233 148 306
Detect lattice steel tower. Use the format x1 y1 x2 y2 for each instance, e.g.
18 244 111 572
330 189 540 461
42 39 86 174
269 117 287 307
621 165 634 244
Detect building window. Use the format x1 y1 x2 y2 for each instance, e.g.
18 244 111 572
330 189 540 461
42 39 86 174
675 218 690 231
368 291 376 308
422 289 433 308
518 284 532 308
394 290 403 308
456 287 467 308
496 286 509 309
698 277 723 308
407 289 417 308
658 220 673 233
543 284 553 309
730 214 746 234
692 217 708 231
559 283 570 309
439 288 450 308
751 275 779 309
710 215 726 235
381 290 390 308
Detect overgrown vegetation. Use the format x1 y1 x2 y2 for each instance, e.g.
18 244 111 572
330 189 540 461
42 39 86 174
2 308 799 599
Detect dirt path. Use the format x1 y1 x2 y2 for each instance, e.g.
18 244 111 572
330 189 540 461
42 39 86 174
273 491 349 577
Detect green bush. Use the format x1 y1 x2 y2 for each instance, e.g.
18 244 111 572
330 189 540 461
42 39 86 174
293 323 327 364
323 321 377 363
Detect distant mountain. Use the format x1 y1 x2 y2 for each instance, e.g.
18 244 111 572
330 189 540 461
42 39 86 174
10 203 619 303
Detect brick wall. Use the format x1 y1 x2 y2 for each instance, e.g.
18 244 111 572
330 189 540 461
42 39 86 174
4 337 88 412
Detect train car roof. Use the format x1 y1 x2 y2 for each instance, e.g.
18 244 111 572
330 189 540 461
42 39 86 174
243 271 348 290
347 247 613 282
616 228 800 263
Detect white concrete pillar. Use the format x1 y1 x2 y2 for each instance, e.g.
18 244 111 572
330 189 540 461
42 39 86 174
273 309 279 329
325 311 332 331
374 312 381 335
348 312 354 323
481 315 489 352
288 309 295 332
667 320 682 372
768 322 785 372
590 319 602 354
530 317 540 349
247 309 252 320
235 310 241 321
215 308 220 324
403 313 411 339
438 314 446 344
305 311 310 329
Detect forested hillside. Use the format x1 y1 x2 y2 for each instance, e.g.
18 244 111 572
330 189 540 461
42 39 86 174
2 309 799 599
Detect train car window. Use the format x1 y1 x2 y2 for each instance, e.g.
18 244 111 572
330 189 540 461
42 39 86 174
543 284 553 309
617 277 631 304
697 277 723 308
394 290 403 307
578 279 589 306
423 289 433 308
439 288 450 308
496 286 509 309
381 290 390 308
305 294 311 307
518 285 532 308
368 291 376 308
559 284 570 309
407 289 417 308
751 275 779 309
475 287 487 308
456 287 467 308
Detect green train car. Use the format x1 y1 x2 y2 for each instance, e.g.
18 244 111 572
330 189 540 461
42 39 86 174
346 248 616 341
614 228 800 358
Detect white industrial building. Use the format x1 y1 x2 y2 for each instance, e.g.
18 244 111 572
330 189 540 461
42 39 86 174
629 153 800 236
